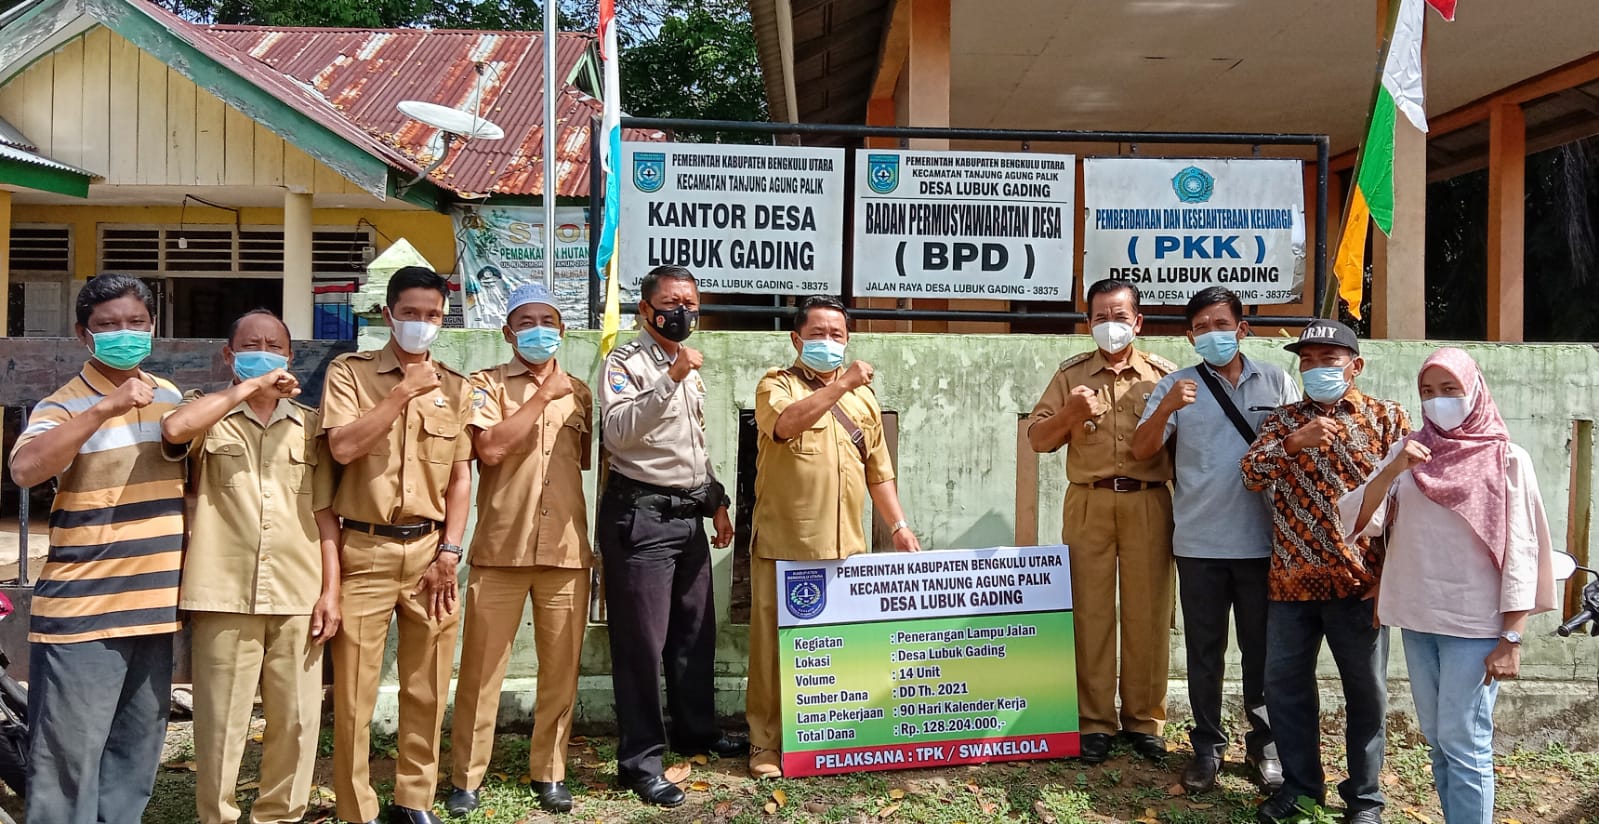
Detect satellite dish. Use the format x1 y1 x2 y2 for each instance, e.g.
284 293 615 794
397 101 505 141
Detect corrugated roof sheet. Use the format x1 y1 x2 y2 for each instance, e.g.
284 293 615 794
198 22 664 198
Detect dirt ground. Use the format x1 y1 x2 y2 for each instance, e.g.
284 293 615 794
4 711 1588 824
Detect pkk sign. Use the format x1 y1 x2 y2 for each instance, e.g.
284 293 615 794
852 150 1075 301
777 546 1078 778
1082 158 1306 305
619 142 846 295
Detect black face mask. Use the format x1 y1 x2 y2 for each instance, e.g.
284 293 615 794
649 303 698 342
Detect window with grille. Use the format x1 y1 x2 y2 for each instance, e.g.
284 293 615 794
96 225 374 276
9 225 72 272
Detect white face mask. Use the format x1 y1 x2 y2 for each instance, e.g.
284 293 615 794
392 320 441 355
1422 394 1473 432
1091 321 1136 355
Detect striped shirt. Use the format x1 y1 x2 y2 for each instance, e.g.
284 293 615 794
9 362 186 644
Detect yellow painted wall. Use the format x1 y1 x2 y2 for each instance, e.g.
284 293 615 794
0 27 364 194
9 205 457 280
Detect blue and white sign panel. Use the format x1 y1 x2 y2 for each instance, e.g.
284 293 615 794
1082 158 1306 305
852 150 1075 301
619 142 846 295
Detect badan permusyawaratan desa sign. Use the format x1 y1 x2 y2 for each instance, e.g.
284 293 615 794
619 142 846 295
851 150 1076 301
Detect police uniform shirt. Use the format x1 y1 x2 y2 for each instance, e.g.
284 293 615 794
1028 348 1176 484
599 331 716 490
750 364 896 561
466 361 593 568
320 347 472 524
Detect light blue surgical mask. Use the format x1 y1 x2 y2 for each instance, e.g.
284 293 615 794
1302 366 1351 404
1193 330 1240 368
89 329 153 371
232 350 289 382
515 326 562 364
799 338 847 373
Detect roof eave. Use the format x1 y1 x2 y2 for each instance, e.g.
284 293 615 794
748 0 798 123
0 154 92 197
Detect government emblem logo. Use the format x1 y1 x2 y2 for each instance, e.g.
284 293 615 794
784 568 827 620
1171 166 1215 204
633 152 666 193
866 154 900 195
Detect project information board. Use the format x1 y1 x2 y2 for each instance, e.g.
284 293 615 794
776 546 1078 778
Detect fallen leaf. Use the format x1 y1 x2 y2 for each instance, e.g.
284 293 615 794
763 801 778 815
1545 777 1561 785
714 800 733 817
1404 808 1435 824
1167 783 1186 796
1535 806 1553 816
162 760 197 772
665 763 693 783
691 754 710 765
876 803 901 819
1502 819 1524 824
1033 799 1058 824
1382 774 1400 786
889 789 906 800
484 810 495 818
965 782 981 794
490 772 509 783
981 801 998 815
518 774 532 785
570 735 588 744
251 733 264 743
236 781 261 791
1190 803 1215 810
690 781 712 792
773 788 788 806
805 801 830 814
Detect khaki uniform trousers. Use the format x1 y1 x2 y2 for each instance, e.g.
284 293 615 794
191 612 323 824
744 555 781 752
450 565 589 788
332 530 461 822
1063 484 1175 737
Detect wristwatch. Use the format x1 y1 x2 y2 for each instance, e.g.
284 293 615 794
889 520 911 535
436 542 463 559
1499 630 1522 645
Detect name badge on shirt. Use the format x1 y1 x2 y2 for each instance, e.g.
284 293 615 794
433 397 447 407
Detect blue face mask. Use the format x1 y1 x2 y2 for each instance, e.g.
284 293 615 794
799 338 847 373
1193 330 1240 368
232 350 289 382
515 326 562 364
89 329 153 371
1302 366 1351 403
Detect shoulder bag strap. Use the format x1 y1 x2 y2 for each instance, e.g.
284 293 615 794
787 367 870 463
1194 365 1258 445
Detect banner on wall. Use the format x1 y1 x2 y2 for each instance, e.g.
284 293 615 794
1082 158 1306 305
851 150 1075 301
777 546 1078 778
453 206 594 329
619 142 846 295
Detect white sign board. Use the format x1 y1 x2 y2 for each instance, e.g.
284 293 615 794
851 150 1075 301
619 142 846 295
1082 158 1306 305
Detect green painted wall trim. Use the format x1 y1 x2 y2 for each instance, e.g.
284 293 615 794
0 155 90 197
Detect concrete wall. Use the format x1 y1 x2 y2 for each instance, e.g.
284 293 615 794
372 328 1599 743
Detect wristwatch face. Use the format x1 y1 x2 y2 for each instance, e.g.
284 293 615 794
1502 630 1522 644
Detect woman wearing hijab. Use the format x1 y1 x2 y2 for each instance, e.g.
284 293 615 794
1339 347 1557 824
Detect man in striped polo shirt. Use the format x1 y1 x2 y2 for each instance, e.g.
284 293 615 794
8 274 187 824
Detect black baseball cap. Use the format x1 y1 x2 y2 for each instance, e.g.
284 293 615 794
1284 319 1360 355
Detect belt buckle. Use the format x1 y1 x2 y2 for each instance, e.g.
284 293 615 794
1113 477 1136 493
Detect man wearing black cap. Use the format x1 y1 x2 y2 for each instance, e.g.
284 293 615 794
1241 320 1410 824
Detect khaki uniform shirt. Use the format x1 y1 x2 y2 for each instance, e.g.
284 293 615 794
599 331 716 490
320 347 472 524
751 364 896 561
168 394 335 614
1028 348 1176 485
467 360 594 569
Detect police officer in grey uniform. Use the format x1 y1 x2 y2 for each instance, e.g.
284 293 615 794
599 265 743 808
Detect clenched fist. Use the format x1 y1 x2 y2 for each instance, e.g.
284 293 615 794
398 362 442 399
839 360 875 391
99 378 154 417
1287 416 1341 454
1064 385 1106 422
1161 379 1199 413
667 347 704 383
537 368 575 401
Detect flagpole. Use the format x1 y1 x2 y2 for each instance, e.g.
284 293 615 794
543 0 558 291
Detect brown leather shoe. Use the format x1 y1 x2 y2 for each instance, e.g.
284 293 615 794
748 746 783 779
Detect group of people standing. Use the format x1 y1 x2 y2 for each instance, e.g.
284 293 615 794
5 265 1558 824
1031 279 1558 824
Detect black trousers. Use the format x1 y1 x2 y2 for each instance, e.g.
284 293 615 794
1176 556 1274 761
598 483 719 782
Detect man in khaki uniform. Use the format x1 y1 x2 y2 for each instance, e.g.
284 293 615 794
745 296 920 779
1027 278 1176 764
446 283 592 817
321 267 473 824
160 309 343 824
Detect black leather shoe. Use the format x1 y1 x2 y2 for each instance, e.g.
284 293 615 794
1124 732 1169 761
387 805 444 824
625 775 686 808
531 780 575 813
1248 753 1286 793
1079 732 1112 764
1181 754 1221 793
1345 808 1383 824
445 787 479 818
1257 793 1322 824
684 734 750 757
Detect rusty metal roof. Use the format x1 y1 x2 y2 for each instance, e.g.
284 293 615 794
157 13 663 199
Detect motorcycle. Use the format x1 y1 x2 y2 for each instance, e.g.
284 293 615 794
1553 552 1599 638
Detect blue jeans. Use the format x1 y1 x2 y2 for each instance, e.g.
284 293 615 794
1265 597 1389 813
1402 630 1500 824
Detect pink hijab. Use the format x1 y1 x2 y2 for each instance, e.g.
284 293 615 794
1408 347 1511 568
